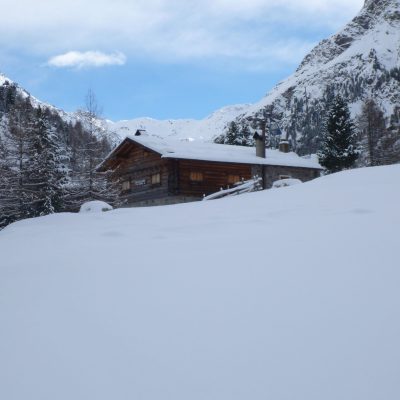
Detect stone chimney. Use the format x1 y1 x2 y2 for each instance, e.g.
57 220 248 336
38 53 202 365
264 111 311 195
279 139 290 153
253 128 266 158
279 130 290 153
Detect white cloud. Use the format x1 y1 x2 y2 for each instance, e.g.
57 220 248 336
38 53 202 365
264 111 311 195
0 0 364 70
47 51 126 69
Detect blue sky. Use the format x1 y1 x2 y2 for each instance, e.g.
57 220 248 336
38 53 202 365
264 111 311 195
0 0 363 121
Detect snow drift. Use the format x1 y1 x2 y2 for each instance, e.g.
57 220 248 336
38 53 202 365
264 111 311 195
79 200 113 213
0 165 399 400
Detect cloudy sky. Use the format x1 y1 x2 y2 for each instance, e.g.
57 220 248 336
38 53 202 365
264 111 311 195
0 0 363 120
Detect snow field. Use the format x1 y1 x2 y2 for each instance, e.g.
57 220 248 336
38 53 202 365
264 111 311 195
0 165 399 400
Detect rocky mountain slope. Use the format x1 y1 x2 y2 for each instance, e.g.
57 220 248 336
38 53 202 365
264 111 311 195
109 0 400 154
236 0 400 153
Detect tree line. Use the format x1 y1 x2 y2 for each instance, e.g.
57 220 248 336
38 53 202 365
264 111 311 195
2 82 399 229
0 83 118 229
215 96 400 174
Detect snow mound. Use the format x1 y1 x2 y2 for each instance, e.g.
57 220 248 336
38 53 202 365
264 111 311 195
272 178 302 188
79 200 113 213
1 165 399 400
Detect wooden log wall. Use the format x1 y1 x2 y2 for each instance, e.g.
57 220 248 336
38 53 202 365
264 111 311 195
104 139 321 206
114 143 170 204
176 159 253 197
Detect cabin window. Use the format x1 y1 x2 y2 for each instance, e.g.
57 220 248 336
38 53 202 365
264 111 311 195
190 172 204 182
279 175 291 180
228 175 241 184
151 173 161 185
122 180 131 191
134 179 146 187
143 150 149 157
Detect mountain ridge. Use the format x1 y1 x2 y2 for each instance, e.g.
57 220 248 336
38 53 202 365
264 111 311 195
106 0 400 152
229 0 400 154
1 0 399 153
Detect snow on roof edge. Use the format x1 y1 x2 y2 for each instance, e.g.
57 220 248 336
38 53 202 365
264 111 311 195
100 134 322 170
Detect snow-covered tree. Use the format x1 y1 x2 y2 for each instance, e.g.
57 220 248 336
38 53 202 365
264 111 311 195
0 96 36 224
28 107 69 216
0 89 116 229
318 95 358 173
67 90 118 207
214 122 254 147
0 135 15 228
240 125 253 146
225 121 241 145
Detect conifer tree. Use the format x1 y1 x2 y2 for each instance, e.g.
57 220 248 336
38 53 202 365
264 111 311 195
214 122 254 147
318 95 358 173
240 125 253 146
0 90 116 228
0 136 15 228
28 107 68 216
213 134 225 144
224 121 241 145
1 96 36 221
357 99 387 166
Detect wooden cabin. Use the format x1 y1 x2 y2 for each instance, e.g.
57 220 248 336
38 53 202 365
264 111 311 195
97 131 322 206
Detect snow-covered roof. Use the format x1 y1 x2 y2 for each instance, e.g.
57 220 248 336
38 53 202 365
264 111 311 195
122 134 322 169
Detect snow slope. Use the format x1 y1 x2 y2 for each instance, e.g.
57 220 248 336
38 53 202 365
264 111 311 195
1 165 399 400
107 103 250 141
242 0 400 118
0 72 74 122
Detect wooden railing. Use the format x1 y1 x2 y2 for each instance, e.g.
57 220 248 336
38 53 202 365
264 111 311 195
203 176 263 201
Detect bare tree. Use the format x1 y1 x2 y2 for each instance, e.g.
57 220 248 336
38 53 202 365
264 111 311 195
66 89 118 207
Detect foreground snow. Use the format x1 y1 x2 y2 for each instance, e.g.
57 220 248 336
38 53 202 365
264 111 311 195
1 165 399 400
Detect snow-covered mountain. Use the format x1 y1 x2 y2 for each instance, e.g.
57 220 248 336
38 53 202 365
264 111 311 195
236 0 400 152
107 103 251 141
248 0 400 118
0 71 246 143
1 0 399 152
0 71 248 143
0 72 119 145
0 72 76 123
109 0 400 152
